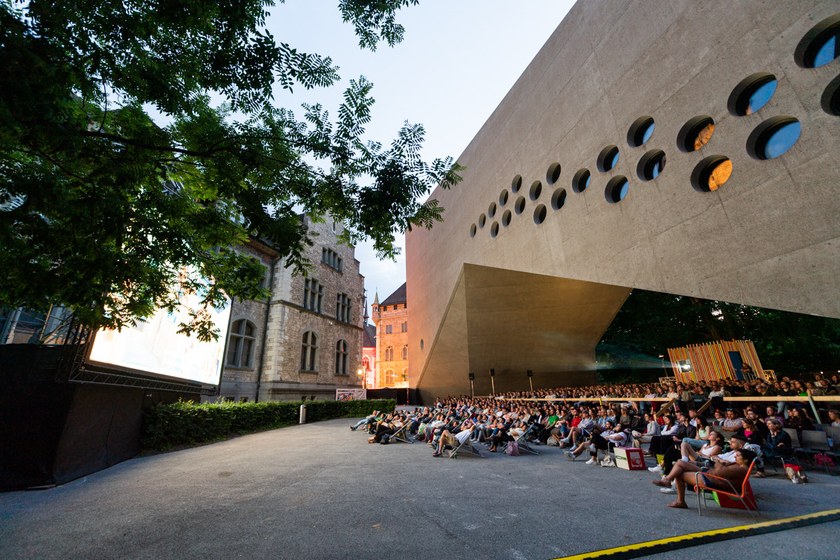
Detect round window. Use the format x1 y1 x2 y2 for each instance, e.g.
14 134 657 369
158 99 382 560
511 175 523 193
794 14 840 68
551 188 567 210
728 73 777 116
691 156 733 192
469 223 477 238
478 213 486 228
677 116 715 152
604 176 629 204
514 196 526 215
597 145 620 172
572 169 591 193
533 204 547 224
501 209 512 227
546 162 561 184
746 116 801 160
488 202 497 218
499 189 509 206
636 150 667 181
627 116 655 147
529 181 543 200
490 222 500 238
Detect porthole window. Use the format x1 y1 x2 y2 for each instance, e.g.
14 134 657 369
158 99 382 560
499 189 509 206
794 14 840 68
488 202 497 218
572 169 591 193
469 223 477 237
546 162 561 184
550 188 567 210
511 175 522 193
691 156 732 192
604 176 629 204
597 145 620 172
420 339 424 350
501 209 512 226
514 196 526 215
490 222 499 237
529 181 542 200
636 149 666 181
478 213 486 228
533 204 547 224
821 74 840 115
746 116 801 160
627 116 655 147
677 116 715 152
728 73 777 116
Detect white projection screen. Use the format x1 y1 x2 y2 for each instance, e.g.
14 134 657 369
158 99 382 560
87 285 232 387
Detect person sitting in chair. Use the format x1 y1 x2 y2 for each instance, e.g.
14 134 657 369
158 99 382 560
653 448 756 509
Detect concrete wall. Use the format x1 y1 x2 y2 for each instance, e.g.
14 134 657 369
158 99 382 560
406 0 840 398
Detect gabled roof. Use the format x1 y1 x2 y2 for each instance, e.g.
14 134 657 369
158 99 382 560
363 323 376 348
380 282 407 307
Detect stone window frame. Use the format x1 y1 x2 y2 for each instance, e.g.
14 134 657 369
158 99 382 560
300 331 319 372
226 319 256 369
303 278 323 312
385 346 394 361
335 339 348 375
336 293 352 323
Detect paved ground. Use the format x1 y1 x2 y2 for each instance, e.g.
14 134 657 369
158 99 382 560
1 418 838 560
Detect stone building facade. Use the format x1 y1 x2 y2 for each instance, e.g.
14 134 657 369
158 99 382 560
371 283 408 388
219 215 365 402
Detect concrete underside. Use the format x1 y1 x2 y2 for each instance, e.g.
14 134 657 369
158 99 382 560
2 419 838 560
407 0 840 397
417 265 630 400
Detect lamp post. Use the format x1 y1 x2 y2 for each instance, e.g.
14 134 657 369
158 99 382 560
468 372 475 398
489 368 496 396
527 369 534 393
357 368 366 391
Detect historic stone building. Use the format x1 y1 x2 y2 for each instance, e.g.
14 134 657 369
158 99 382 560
361 322 376 389
406 1 840 400
371 283 409 388
220 215 366 401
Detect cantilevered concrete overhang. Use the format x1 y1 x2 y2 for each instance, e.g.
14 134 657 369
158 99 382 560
407 0 840 400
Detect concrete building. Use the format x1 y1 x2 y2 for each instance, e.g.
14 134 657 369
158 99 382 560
371 283 409 388
220 216 366 401
406 1 840 400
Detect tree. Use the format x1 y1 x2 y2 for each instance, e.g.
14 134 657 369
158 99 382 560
598 289 840 375
0 0 461 340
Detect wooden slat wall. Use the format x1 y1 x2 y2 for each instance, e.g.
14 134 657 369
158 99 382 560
667 340 765 383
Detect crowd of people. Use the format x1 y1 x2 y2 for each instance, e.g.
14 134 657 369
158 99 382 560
349 375 840 509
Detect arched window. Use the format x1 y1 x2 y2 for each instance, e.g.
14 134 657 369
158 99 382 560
335 339 348 375
385 369 395 387
401 345 408 360
226 319 256 368
300 331 318 371
385 346 393 361
362 356 370 371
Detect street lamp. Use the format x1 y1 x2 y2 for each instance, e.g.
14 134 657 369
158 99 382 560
489 368 496 396
468 372 475 398
527 369 534 393
357 368 366 390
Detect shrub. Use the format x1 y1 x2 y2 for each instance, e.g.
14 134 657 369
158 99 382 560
141 398 395 451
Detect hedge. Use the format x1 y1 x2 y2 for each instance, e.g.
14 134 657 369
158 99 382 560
141 398 396 451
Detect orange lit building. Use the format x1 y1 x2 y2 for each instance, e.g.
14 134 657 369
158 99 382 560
371 283 409 388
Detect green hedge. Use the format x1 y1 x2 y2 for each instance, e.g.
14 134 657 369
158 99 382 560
141 398 396 451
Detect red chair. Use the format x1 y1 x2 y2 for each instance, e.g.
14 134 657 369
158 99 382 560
693 459 758 517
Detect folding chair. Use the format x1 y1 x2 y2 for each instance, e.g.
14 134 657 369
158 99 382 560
390 422 413 444
693 459 758 518
503 432 540 455
449 436 484 459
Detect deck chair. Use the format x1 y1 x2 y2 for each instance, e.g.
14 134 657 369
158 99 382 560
390 422 413 444
693 459 758 518
502 432 540 455
448 436 484 459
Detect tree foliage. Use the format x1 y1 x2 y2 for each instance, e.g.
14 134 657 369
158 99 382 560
598 290 840 374
0 0 460 340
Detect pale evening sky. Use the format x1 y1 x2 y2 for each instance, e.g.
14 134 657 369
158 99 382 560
269 1 575 315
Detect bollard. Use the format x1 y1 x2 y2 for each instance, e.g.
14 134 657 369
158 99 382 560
299 404 306 424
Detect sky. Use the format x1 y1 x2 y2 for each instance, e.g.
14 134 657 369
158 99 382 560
267 1 576 314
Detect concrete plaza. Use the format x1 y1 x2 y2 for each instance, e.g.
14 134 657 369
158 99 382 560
1 418 838 559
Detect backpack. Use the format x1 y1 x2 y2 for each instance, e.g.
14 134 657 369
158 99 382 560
505 441 520 456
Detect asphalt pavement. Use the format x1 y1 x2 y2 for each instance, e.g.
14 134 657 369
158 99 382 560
1 418 838 560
